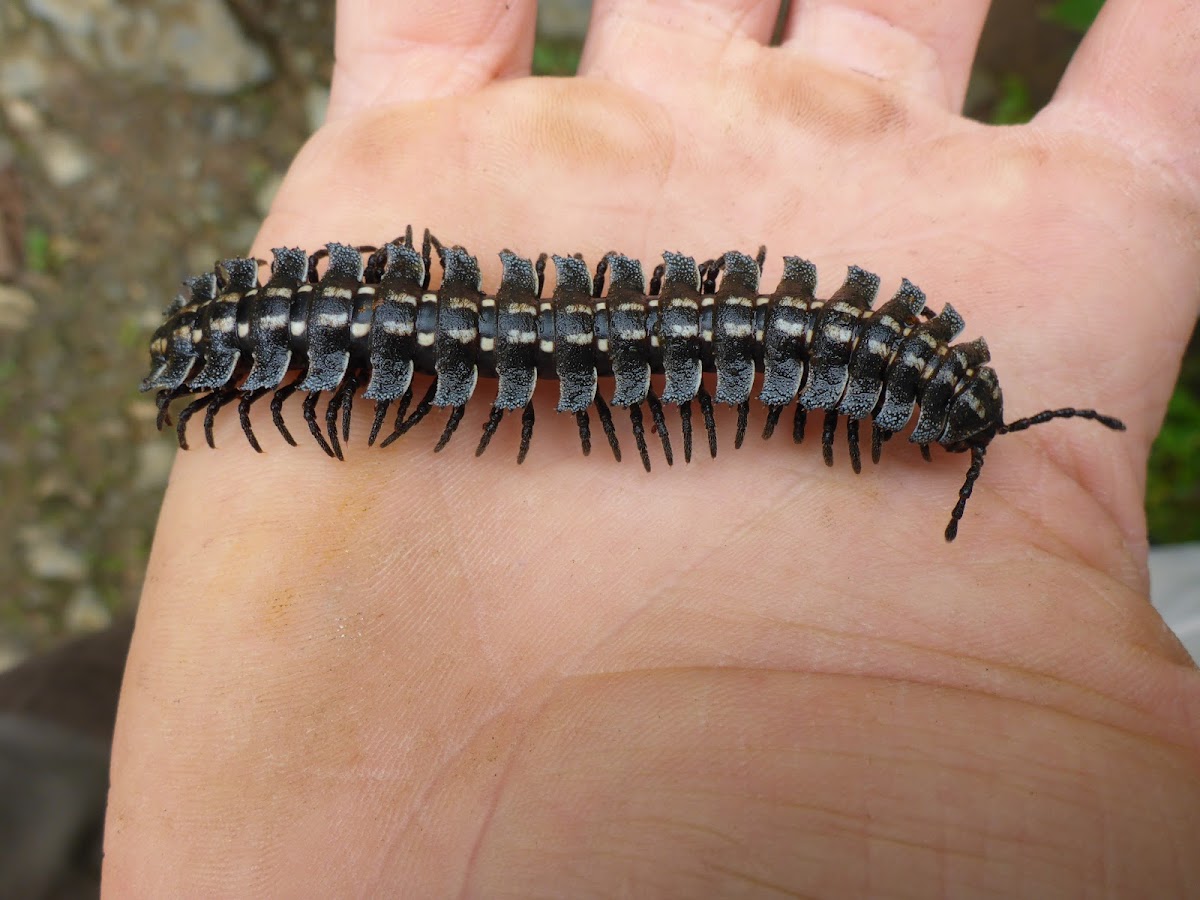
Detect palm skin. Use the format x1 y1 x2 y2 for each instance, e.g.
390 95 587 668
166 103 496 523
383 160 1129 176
106 16 1200 899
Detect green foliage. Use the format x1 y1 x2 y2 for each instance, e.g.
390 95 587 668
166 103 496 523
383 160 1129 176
991 75 1035 125
1147 354 1200 543
25 226 52 273
1042 0 1106 33
533 38 583 76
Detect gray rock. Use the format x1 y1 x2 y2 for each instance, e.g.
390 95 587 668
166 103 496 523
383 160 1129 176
37 129 93 187
3 96 42 131
161 0 272 94
0 283 36 331
28 0 271 95
18 525 87 582
25 0 111 37
0 643 27 675
0 51 47 97
63 587 112 633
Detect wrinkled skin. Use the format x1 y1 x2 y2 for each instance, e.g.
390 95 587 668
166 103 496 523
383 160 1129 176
107 1 1200 896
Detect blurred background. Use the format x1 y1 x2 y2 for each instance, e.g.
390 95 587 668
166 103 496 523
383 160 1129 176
0 1 1196 895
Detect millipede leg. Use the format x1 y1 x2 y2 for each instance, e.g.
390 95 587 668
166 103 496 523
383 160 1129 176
821 409 837 467
155 387 190 430
324 391 345 462
391 386 414 436
762 405 782 441
847 418 861 474
381 381 435 448
421 230 435 287
593 395 621 462
920 443 932 462
434 404 466 452
476 406 505 457
734 401 749 450
203 390 238 449
535 254 548 298
945 444 987 542
871 424 888 464
175 394 210 450
155 389 172 430
340 374 357 443
793 406 807 444
649 263 664 296
575 409 592 456
592 255 608 298
302 391 336 458
368 399 391 447
679 400 693 464
518 401 535 463
271 379 300 447
238 390 265 453
697 385 717 458
629 403 651 473
645 389 673 466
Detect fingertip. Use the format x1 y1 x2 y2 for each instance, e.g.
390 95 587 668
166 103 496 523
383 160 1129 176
327 0 538 120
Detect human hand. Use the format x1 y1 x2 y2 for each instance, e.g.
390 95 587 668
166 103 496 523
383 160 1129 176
107 1 1200 895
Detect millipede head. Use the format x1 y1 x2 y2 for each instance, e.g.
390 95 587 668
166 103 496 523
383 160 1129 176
941 367 1003 445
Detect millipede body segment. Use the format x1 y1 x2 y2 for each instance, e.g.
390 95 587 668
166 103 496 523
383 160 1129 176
142 227 1126 541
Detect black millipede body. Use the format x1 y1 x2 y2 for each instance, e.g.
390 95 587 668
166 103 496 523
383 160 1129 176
142 227 1126 541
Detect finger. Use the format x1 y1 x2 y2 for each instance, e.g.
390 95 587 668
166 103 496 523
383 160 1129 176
579 0 784 85
781 0 994 110
327 0 538 120
1046 0 1200 192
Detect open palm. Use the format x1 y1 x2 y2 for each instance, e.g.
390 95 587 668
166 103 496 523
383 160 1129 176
108 1 1200 896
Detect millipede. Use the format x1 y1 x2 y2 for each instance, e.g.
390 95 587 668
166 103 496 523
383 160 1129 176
141 226 1125 541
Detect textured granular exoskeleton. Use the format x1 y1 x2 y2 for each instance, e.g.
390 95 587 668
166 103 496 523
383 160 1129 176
142 226 1126 541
